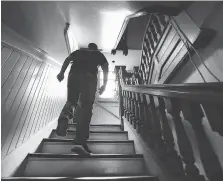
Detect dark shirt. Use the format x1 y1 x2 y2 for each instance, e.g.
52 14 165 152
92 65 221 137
69 49 108 76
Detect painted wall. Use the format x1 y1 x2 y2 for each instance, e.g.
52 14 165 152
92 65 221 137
1 26 67 159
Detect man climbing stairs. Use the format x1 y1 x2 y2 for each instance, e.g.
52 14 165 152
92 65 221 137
2 123 158 181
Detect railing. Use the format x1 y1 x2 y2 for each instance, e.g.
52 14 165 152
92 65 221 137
115 66 223 181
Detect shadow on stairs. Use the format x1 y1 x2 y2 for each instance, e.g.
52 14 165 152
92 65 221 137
2 124 158 181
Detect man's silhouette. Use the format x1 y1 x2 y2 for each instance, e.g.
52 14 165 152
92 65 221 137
56 43 108 155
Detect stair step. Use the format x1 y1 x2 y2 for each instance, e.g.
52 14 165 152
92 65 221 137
20 154 147 177
68 124 122 132
50 130 129 140
37 139 135 154
3 176 158 181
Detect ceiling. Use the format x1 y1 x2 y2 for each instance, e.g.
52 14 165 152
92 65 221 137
2 1 188 68
57 1 186 51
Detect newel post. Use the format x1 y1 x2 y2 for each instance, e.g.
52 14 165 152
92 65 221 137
115 66 126 131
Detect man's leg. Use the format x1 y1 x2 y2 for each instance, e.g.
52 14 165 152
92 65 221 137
73 100 94 144
56 73 79 137
56 102 73 136
71 73 97 154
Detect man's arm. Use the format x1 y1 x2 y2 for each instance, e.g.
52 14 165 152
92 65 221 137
102 62 109 85
99 62 109 95
57 54 74 82
60 56 72 74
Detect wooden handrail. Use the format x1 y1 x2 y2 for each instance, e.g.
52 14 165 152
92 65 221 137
120 81 223 103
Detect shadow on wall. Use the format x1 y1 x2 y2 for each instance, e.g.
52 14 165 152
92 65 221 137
168 2 223 83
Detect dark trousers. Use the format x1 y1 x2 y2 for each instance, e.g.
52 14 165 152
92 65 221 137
56 71 97 144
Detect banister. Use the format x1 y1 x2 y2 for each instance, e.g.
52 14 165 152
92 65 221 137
115 66 223 181
119 72 223 103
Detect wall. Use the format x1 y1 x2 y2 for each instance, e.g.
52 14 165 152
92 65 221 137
1 1 69 63
1 119 58 177
169 2 223 83
98 102 119 118
91 103 120 125
104 50 141 71
1 25 67 159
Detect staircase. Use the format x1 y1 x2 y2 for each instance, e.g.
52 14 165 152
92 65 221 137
3 123 158 181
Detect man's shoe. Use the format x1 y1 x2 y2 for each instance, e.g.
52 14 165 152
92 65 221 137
71 145 91 155
83 143 92 154
56 128 67 137
56 116 68 136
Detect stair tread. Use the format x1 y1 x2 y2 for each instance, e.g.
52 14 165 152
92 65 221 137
69 124 122 127
50 130 128 140
28 153 143 159
53 130 128 133
22 154 147 177
42 139 133 143
38 139 136 154
2 176 158 181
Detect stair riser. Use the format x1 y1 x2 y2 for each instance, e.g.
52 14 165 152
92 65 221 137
39 142 135 154
23 158 146 177
2 177 158 181
68 125 121 132
50 132 128 141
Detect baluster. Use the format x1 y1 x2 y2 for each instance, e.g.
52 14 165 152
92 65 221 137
127 91 132 123
134 92 140 131
148 31 155 50
150 23 158 43
143 45 151 61
126 91 131 122
125 91 129 120
149 95 166 157
144 37 152 57
153 15 162 36
182 102 223 181
151 16 160 37
146 33 153 55
142 95 153 145
142 72 146 83
129 92 135 125
142 55 146 65
167 99 205 181
144 44 151 59
157 14 167 29
202 103 223 137
123 91 127 118
158 98 186 178
136 93 145 135
115 66 125 130
131 92 136 128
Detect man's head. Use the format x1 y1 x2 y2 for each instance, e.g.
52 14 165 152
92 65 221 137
88 43 98 50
